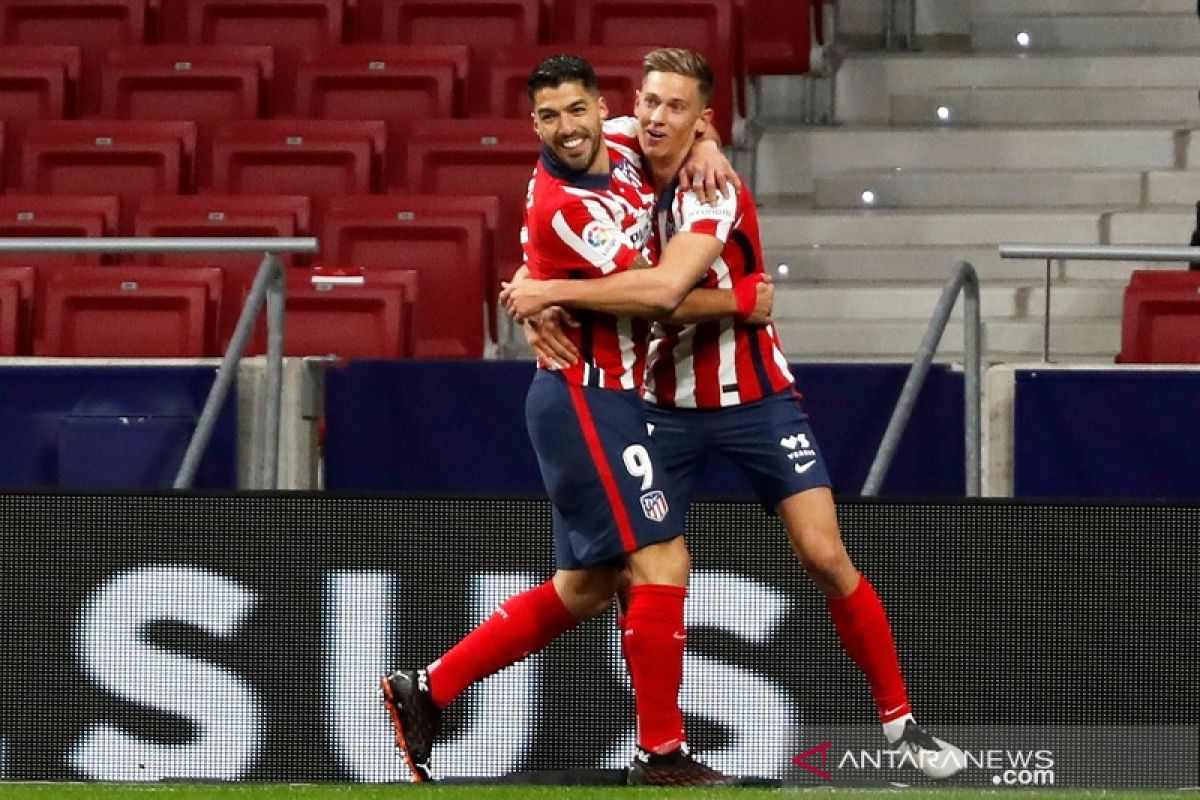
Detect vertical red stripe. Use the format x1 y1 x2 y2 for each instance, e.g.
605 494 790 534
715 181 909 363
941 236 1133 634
566 383 639 553
692 321 721 407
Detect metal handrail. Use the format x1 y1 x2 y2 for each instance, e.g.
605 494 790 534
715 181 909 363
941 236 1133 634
862 261 981 496
999 243 1200 362
0 236 321 489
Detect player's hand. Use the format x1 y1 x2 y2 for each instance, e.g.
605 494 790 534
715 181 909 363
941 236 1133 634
679 139 742 205
501 276 557 320
745 274 774 326
524 306 580 369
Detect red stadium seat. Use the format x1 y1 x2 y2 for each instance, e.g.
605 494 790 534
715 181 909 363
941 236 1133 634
551 0 744 143
0 264 35 354
133 194 310 346
356 193 499 338
1119 269 1200 364
36 265 223 357
185 0 345 115
744 0 820 75
102 46 273 185
0 0 147 115
406 118 539 286
253 268 416 358
470 44 648 119
0 195 120 266
375 0 541 49
0 47 74 188
0 45 80 114
209 119 386 225
322 195 487 357
294 45 465 187
21 120 196 233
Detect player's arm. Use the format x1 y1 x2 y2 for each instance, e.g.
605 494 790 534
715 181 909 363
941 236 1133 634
666 274 774 325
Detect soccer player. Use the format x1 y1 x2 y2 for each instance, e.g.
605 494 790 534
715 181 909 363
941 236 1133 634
502 47 967 780
380 54 762 787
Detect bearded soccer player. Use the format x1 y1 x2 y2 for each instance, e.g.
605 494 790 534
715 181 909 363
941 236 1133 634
381 54 764 787
503 48 966 780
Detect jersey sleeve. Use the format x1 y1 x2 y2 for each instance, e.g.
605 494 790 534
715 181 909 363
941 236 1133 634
603 116 643 161
548 195 643 275
673 179 740 243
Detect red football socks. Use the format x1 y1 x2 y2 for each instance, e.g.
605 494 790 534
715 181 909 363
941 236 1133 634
826 576 912 722
623 583 688 754
427 579 577 708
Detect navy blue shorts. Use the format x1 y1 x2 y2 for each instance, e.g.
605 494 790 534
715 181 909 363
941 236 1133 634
526 370 685 569
644 388 832 513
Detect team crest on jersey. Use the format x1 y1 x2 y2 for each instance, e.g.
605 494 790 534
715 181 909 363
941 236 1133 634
640 490 670 522
612 157 644 190
582 220 620 259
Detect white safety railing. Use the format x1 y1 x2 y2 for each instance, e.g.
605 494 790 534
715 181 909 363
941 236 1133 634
0 237 320 489
999 244 1200 362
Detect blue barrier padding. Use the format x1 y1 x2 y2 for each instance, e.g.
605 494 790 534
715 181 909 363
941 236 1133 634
1014 369 1200 498
0 366 237 489
324 360 966 496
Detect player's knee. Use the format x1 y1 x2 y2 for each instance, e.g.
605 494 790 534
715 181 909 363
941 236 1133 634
795 540 853 583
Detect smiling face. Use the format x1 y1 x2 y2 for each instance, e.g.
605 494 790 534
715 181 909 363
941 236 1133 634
531 80 609 174
635 70 713 173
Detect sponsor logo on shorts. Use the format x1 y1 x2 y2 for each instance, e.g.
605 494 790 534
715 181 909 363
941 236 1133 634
780 432 818 463
639 490 669 522
795 460 817 474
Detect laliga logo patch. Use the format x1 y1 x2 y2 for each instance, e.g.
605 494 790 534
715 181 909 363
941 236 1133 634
582 220 620 259
639 490 669 522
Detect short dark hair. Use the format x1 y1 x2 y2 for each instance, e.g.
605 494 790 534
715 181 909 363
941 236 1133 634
527 54 599 103
643 47 714 106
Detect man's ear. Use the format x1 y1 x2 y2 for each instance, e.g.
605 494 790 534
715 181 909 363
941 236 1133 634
697 107 715 135
598 95 609 120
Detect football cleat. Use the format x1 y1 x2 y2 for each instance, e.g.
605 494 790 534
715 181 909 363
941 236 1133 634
888 718 965 780
380 668 442 782
626 742 739 786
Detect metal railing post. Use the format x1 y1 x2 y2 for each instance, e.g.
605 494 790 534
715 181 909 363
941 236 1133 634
0 236 318 490
863 261 981 496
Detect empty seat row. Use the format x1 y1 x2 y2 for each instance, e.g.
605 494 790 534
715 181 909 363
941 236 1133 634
1119 270 1200 364
0 193 497 357
0 0 822 142
0 263 416 359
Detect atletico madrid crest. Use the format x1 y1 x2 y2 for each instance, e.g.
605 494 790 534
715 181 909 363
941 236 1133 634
639 490 669 522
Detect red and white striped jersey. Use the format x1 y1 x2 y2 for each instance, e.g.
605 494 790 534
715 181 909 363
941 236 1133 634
643 178 795 408
521 133 656 390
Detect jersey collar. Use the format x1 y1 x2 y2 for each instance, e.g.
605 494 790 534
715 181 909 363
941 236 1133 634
540 146 612 191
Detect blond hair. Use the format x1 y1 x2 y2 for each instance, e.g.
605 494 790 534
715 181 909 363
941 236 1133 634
642 47 714 106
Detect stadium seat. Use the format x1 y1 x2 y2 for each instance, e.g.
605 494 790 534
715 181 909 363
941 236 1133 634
35 265 223 357
21 120 197 233
0 45 80 114
185 0 346 115
102 46 273 185
1118 269 1200 364
550 0 743 143
353 193 499 338
133 194 310 346
470 44 649 119
405 118 539 286
0 46 75 189
251 268 416 358
744 0 820 76
374 0 541 49
322 195 487 357
294 45 465 187
209 120 386 225
0 195 120 266
0 264 35 355
0 0 147 115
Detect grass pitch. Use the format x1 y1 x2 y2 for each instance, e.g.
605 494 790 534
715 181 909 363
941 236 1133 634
0 785 1189 800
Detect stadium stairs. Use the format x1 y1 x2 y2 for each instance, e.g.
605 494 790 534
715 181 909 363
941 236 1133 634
753 0 1200 363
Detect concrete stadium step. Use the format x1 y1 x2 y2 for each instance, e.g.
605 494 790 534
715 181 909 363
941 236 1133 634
1145 170 1200 204
812 169 1144 209
755 127 1181 195
889 87 1200 126
970 14 1200 53
835 54 1200 123
1187 133 1200 168
970 0 1195 15
773 318 1121 360
774 281 1123 321
1106 208 1197 242
758 209 1103 247
762 245 1040 283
